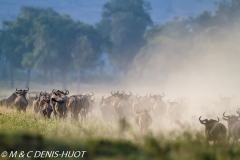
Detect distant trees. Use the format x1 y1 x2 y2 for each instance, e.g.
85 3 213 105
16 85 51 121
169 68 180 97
134 0 240 81
1 0 240 88
0 7 102 89
97 0 152 75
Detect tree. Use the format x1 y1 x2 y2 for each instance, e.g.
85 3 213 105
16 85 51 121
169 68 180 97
1 21 24 87
98 0 152 76
71 23 102 92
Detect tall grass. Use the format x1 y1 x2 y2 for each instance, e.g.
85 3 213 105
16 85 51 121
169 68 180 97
0 107 240 160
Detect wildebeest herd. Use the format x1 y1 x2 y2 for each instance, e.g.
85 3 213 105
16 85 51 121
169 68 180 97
0 88 240 144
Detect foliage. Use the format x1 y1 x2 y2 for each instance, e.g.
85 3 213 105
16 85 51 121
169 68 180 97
134 0 240 78
97 0 152 74
0 7 103 89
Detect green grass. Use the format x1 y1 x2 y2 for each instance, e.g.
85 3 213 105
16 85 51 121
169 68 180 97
0 107 240 160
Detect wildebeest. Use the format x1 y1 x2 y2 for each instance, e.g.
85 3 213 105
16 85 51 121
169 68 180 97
13 88 29 112
222 111 240 143
150 93 167 122
199 116 227 144
99 96 117 121
66 92 93 123
167 99 184 123
84 92 95 117
112 91 132 120
51 89 69 121
135 108 153 134
39 94 53 119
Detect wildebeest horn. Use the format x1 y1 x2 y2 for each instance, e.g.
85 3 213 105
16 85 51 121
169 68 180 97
223 112 230 118
111 91 114 95
216 117 220 122
128 91 132 96
90 92 94 96
40 92 43 96
15 88 22 93
199 116 206 124
232 94 235 99
102 96 105 100
52 89 56 93
25 87 29 91
35 94 39 100
64 90 69 95
122 90 125 93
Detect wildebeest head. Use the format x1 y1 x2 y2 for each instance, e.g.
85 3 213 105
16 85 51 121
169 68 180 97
15 88 23 95
111 91 119 97
101 96 111 106
42 96 53 118
117 91 132 100
15 87 29 97
150 93 165 101
199 116 220 126
199 115 227 143
222 111 239 125
87 92 94 97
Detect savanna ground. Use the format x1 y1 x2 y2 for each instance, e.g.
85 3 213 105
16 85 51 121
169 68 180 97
1 82 240 160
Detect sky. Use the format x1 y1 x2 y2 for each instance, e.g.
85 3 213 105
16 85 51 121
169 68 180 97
0 0 221 27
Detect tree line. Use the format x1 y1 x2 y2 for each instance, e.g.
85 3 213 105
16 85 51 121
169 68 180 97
0 0 239 89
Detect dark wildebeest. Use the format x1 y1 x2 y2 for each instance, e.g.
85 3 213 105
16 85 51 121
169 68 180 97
135 108 153 134
199 116 227 144
38 94 53 119
222 111 240 143
66 93 91 123
14 88 29 112
33 92 50 115
51 89 69 121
